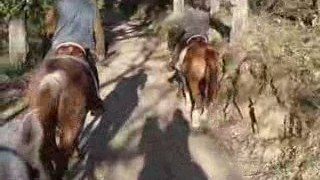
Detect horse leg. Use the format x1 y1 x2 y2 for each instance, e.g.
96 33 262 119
55 90 86 180
86 75 104 116
176 70 187 103
35 89 59 179
189 77 202 111
184 77 194 121
187 75 204 128
89 93 104 116
178 70 187 100
40 120 59 179
205 49 218 107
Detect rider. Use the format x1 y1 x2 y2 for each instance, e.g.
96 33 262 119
167 8 210 71
44 0 105 105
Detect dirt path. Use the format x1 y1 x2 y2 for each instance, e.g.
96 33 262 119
68 20 242 180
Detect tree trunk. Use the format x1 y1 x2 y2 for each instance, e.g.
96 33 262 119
230 0 248 44
173 0 184 14
315 0 320 13
8 17 28 68
210 0 220 16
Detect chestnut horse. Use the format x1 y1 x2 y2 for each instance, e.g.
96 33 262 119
27 54 103 179
177 36 219 121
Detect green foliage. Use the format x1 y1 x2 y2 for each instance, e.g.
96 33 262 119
0 0 26 20
0 0 55 21
0 64 27 80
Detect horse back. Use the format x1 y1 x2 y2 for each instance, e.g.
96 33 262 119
182 42 207 78
27 58 93 123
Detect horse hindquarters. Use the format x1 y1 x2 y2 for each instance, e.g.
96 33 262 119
28 70 66 178
30 61 90 179
53 61 91 180
54 83 87 180
205 48 219 107
183 56 207 116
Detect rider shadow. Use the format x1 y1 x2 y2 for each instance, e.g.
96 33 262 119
138 109 208 180
70 69 147 180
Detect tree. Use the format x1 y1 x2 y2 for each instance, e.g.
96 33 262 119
210 0 220 15
8 17 28 68
1 0 28 68
173 0 185 14
230 0 248 44
1 0 55 68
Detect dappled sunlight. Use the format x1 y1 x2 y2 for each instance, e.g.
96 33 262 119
67 15 240 179
69 70 147 179
98 37 160 89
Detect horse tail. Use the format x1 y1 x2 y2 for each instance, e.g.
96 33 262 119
205 47 218 107
29 70 67 125
197 61 209 113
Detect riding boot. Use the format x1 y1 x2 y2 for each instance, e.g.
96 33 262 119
84 49 104 115
85 49 99 87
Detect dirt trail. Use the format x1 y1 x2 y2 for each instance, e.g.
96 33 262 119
68 20 243 180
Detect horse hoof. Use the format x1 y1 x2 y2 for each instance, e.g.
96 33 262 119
90 103 105 116
74 148 85 159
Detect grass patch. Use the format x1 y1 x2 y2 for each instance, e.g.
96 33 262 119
0 64 27 80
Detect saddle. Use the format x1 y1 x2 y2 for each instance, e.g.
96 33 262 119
169 34 208 98
53 42 100 92
174 34 208 72
55 42 85 58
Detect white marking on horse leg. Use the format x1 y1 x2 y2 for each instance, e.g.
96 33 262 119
175 46 189 71
191 109 201 129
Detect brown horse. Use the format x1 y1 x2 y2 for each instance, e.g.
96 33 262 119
178 37 219 121
27 52 103 179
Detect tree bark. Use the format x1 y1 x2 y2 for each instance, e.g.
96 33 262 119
94 0 106 62
210 0 220 16
8 17 28 68
230 0 248 44
173 0 185 14
316 0 320 13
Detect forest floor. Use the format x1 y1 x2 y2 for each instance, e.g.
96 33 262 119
67 9 320 179
67 19 244 180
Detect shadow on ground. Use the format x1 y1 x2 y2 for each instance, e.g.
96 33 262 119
69 70 147 179
102 3 153 56
102 21 153 64
138 109 208 180
100 37 160 88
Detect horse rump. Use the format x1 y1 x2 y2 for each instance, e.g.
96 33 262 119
204 46 219 107
182 42 219 121
27 57 97 179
